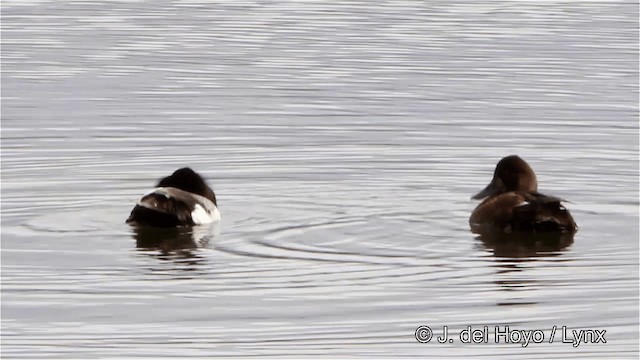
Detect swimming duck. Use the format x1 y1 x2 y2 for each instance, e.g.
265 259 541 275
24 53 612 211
126 167 220 227
470 155 577 234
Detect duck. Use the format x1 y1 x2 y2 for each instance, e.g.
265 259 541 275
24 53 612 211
469 155 577 234
126 167 220 227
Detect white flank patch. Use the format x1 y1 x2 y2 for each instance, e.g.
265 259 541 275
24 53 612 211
209 206 221 223
191 204 212 224
515 201 530 207
191 204 221 224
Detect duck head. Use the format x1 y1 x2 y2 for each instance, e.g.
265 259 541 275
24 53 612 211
157 167 217 205
472 155 538 200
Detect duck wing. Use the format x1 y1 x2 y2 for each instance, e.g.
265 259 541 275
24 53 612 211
511 192 577 233
127 187 218 227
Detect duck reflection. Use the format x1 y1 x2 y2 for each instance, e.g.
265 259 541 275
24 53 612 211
131 223 220 260
475 230 574 258
474 230 575 306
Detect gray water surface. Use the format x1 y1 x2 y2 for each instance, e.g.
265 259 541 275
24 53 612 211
2 0 639 358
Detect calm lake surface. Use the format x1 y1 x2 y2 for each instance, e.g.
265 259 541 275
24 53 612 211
2 0 638 358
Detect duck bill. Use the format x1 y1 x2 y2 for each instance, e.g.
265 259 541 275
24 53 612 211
472 178 502 200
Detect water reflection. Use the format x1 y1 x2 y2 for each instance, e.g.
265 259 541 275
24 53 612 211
138 247 208 272
130 223 219 254
130 224 219 274
475 231 575 305
475 230 574 258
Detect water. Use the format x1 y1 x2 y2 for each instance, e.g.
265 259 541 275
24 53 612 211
2 0 638 358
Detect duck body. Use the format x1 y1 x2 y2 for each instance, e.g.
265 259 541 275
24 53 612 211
470 190 576 234
470 156 577 234
127 168 220 228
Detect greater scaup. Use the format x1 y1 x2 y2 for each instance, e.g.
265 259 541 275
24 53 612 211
470 155 577 234
126 167 220 227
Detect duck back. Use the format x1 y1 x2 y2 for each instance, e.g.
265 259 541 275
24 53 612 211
470 191 577 234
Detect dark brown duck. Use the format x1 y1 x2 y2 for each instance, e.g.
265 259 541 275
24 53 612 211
470 155 577 234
